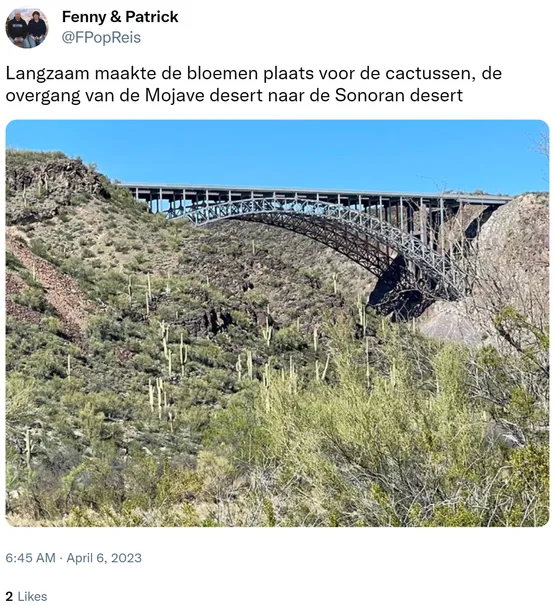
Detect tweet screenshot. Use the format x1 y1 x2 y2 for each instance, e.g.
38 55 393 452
0 2 552 604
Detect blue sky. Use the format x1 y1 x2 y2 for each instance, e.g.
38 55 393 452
6 120 548 194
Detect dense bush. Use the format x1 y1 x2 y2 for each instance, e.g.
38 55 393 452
205 318 548 526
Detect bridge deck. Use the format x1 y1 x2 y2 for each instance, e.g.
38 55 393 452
124 183 512 208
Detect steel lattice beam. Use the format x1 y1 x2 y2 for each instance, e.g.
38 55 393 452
165 196 470 299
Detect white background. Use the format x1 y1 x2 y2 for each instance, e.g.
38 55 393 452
0 1 552 604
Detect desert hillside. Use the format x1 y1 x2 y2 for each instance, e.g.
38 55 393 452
5 151 549 527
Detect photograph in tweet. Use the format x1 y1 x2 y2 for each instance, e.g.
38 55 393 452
5 119 549 528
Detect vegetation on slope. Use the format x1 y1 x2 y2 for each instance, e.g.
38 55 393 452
5 150 549 526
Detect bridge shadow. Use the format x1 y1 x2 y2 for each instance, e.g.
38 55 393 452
367 255 433 320
464 205 496 238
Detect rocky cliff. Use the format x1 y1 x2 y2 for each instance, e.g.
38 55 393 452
419 192 549 346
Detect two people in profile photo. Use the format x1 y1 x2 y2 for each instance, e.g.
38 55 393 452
6 9 47 48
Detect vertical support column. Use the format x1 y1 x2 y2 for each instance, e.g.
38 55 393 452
440 198 445 252
378 196 384 261
135 187 139 201
407 201 415 275
386 199 391 259
440 197 446 274
157 188 162 214
449 202 457 258
419 197 426 244
363 197 369 248
181 188 186 215
428 201 435 250
400 197 404 232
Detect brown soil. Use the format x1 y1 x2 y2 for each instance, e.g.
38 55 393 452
5 299 44 326
6 271 27 296
6 229 93 334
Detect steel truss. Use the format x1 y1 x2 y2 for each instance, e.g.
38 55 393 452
168 196 469 299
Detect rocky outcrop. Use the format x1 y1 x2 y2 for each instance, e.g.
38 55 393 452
6 155 109 225
472 192 548 325
419 193 549 346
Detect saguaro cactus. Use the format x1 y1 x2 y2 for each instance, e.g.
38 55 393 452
25 429 32 475
148 378 154 413
156 377 163 420
365 337 371 388
262 316 273 346
179 334 188 376
321 354 330 381
358 296 367 337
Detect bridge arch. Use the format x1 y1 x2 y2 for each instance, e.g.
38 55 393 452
170 196 468 299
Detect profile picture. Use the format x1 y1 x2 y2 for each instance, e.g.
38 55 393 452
5 8 48 48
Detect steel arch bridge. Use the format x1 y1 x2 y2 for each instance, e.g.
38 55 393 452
125 184 512 301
